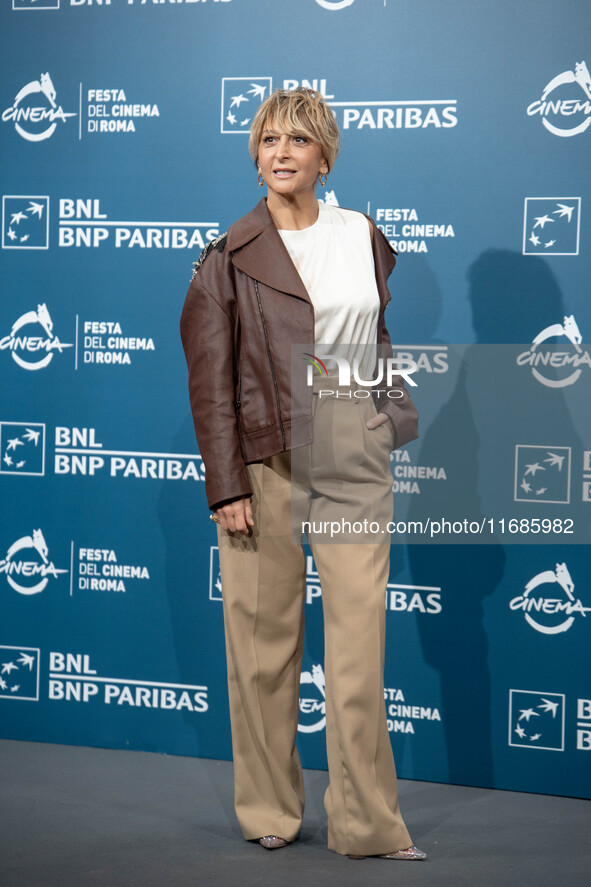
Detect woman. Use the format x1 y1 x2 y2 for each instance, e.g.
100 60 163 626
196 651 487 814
180 88 425 861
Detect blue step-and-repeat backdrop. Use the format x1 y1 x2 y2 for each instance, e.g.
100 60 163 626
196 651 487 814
1 0 590 800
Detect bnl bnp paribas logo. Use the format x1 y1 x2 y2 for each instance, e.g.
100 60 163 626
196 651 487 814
527 60 591 137
1 73 76 142
0 530 68 596
516 315 591 388
221 78 457 134
510 563 590 635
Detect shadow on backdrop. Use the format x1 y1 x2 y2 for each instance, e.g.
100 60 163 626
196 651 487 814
406 249 574 787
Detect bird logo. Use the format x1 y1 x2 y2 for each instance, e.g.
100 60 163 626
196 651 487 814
2 197 49 249
523 198 580 256
509 690 564 750
514 446 570 504
221 78 272 133
0 423 45 475
0 647 40 700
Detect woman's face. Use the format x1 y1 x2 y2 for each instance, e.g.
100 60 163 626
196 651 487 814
257 121 328 201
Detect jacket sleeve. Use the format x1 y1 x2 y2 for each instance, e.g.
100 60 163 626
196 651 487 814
372 225 419 449
180 256 253 511
376 314 419 449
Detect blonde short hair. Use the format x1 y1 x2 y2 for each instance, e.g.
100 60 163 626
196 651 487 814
248 87 340 172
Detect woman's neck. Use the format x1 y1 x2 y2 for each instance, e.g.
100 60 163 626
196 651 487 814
266 192 320 231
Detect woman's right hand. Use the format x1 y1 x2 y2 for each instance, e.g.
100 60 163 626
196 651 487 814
213 497 254 535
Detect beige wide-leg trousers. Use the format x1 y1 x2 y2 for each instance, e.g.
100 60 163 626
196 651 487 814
217 382 412 856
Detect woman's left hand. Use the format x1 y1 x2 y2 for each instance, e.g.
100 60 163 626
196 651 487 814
366 412 392 430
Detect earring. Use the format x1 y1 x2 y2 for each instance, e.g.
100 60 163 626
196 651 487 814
258 169 264 187
319 173 328 187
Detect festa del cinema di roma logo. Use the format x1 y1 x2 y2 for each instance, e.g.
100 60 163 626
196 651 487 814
2 73 76 142
527 60 591 137
0 529 68 596
509 563 590 635
297 662 442 736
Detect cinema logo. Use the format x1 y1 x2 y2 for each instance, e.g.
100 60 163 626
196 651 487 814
527 60 591 137
298 664 326 734
0 530 68 596
2 73 76 142
48 651 208 713
516 315 591 388
58 198 219 250
509 563 590 635
315 0 355 10
0 305 73 371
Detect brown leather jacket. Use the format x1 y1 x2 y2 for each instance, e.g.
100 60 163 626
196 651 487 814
180 198 418 510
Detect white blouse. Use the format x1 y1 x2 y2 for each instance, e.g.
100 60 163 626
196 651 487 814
278 201 380 378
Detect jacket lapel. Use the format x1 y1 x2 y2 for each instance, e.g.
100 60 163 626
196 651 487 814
369 220 397 311
227 198 397 309
227 198 311 303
